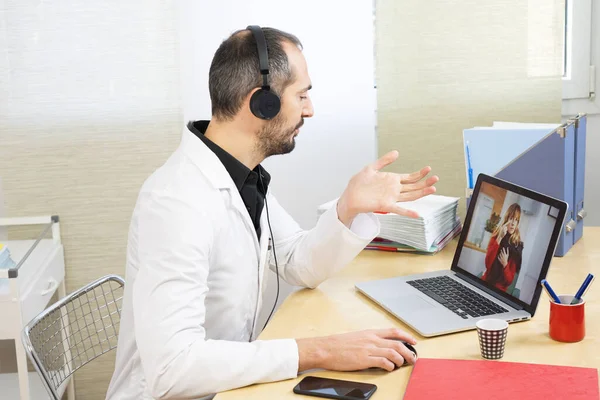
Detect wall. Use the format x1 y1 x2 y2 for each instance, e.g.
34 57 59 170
481 182 508 216
458 247 486 276
0 2 182 399
376 0 565 223
176 0 377 329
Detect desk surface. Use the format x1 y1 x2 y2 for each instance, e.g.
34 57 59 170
216 227 600 399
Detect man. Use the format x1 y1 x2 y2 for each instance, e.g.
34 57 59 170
107 26 438 399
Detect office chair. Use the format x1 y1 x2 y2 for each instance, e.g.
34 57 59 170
21 275 125 400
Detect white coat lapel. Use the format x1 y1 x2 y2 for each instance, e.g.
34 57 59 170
228 188 261 255
258 198 271 286
251 200 271 336
180 126 260 255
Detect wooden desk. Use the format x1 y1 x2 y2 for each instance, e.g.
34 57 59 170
217 227 600 399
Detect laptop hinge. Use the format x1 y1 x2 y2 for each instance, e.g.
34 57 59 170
454 272 524 311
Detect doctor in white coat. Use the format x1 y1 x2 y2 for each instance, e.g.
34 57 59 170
107 26 438 400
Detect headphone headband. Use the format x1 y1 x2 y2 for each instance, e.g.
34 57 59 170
246 25 270 89
246 25 281 120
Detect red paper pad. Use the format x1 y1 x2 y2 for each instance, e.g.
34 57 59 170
403 358 599 400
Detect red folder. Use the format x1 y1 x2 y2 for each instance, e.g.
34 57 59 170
403 358 599 400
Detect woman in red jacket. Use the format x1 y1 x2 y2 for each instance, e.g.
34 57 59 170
482 203 524 292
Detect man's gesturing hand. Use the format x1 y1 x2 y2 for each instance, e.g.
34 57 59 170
337 150 439 227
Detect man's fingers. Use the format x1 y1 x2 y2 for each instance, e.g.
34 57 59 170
386 205 420 219
371 347 405 369
397 186 437 203
380 339 417 365
369 356 395 372
381 186 437 217
375 328 417 344
371 150 399 171
400 175 439 193
399 166 432 184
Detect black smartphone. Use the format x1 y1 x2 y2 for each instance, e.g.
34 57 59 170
293 376 377 400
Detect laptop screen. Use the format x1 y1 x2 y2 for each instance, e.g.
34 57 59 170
454 176 566 309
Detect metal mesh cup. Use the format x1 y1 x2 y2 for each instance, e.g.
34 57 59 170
476 319 508 360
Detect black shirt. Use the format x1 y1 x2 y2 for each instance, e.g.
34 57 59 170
188 120 270 240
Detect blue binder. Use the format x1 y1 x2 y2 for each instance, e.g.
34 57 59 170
571 114 587 243
463 115 587 257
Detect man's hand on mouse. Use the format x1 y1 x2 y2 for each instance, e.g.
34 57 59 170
337 150 439 228
296 328 418 373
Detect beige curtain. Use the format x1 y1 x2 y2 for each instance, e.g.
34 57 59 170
376 0 565 216
0 1 182 398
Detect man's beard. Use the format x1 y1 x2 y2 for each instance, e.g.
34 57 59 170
256 115 304 158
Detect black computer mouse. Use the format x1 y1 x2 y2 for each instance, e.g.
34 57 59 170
368 339 418 371
400 341 417 366
380 339 418 369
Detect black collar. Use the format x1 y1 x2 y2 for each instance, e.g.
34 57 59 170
187 120 271 192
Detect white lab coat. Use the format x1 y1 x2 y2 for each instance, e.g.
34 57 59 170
106 126 380 399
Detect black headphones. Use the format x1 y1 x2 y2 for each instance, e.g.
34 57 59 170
246 25 281 120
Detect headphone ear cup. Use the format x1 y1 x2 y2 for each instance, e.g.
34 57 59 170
250 89 281 120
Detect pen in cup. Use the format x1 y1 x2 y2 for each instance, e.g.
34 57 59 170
571 273 595 305
466 141 474 189
541 279 561 304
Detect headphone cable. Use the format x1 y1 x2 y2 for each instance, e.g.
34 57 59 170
260 172 280 332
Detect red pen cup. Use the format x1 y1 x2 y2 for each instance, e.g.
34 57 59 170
549 295 585 342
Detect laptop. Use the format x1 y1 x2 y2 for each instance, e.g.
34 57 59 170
355 173 568 337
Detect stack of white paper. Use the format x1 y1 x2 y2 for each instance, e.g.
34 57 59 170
376 195 459 250
318 195 460 251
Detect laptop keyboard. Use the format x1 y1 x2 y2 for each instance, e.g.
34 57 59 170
406 276 509 319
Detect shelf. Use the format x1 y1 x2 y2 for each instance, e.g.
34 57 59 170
0 239 62 301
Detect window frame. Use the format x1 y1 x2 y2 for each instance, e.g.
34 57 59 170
562 0 593 100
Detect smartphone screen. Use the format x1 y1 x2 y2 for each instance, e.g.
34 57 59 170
293 376 377 400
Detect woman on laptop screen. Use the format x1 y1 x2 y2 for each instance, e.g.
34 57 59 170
482 203 524 292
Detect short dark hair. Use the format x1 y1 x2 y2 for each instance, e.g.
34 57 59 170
209 27 303 121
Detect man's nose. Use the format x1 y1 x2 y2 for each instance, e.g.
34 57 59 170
302 98 314 118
